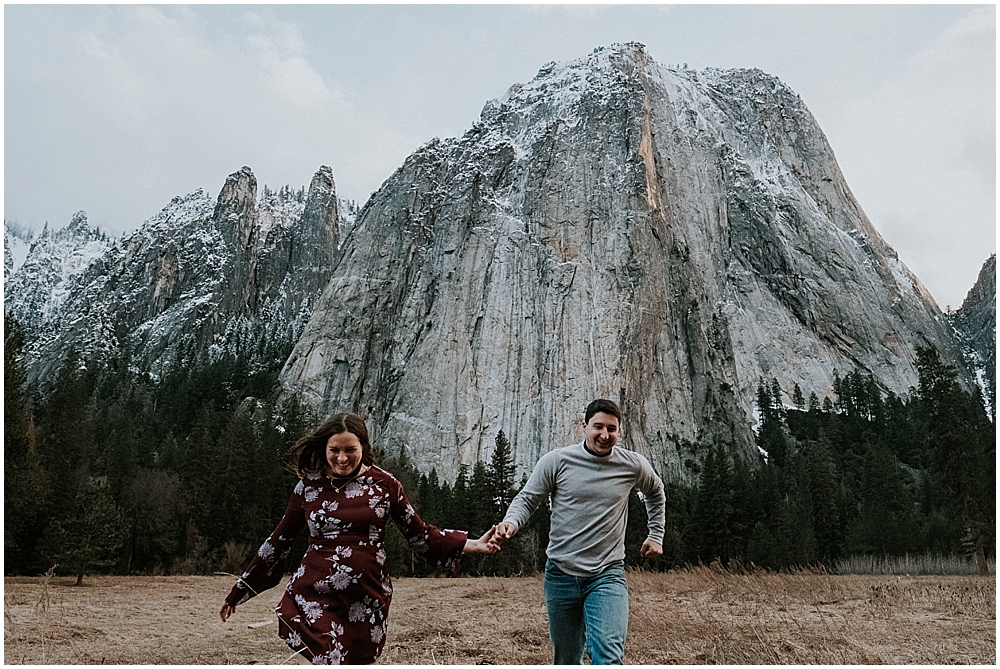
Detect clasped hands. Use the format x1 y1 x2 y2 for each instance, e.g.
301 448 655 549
464 525 504 554
459 523 516 554
484 522 664 558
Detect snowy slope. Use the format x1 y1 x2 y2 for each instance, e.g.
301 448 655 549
8 167 346 385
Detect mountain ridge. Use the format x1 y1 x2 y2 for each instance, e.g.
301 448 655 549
5 166 355 385
4 43 988 482
278 43 973 480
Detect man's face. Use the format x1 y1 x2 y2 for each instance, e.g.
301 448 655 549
583 411 620 456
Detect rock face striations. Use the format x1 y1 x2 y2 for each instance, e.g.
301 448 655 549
950 254 996 416
280 44 970 481
6 166 349 385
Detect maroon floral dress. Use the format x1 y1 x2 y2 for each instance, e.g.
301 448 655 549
225 466 467 664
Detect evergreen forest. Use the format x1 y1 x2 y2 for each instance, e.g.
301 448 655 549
4 316 995 583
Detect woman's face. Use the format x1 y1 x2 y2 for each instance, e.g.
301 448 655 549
326 431 363 476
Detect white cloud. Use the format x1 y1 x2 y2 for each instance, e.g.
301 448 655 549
244 12 338 110
4 6 422 233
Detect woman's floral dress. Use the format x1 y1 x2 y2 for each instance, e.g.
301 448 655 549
225 466 467 664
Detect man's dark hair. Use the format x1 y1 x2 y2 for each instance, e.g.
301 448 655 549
584 398 622 424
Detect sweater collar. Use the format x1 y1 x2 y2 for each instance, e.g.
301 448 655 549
581 440 613 458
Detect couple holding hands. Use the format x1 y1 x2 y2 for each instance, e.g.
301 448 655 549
220 399 665 665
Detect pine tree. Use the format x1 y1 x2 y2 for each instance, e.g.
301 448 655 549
447 465 472 531
39 476 128 585
4 317 43 572
37 352 97 496
792 384 805 410
845 443 919 556
688 443 735 565
916 345 994 575
120 468 184 573
463 460 493 575
770 378 784 416
806 436 841 564
488 430 517 517
745 463 792 569
757 382 789 469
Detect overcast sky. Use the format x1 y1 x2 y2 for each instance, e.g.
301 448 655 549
4 4 995 310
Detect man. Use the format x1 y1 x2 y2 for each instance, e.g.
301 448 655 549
492 398 666 665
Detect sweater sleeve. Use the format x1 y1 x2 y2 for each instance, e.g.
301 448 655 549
635 456 666 544
502 451 557 532
388 476 468 575
225 482 306 608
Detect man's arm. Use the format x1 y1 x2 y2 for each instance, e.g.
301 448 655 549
636 456 666 558
495 452 557 541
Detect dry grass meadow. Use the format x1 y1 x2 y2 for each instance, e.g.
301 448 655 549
4 567 995 664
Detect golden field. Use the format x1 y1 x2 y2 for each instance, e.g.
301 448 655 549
4 567 994 664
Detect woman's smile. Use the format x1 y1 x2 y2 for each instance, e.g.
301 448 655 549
326 431 363 476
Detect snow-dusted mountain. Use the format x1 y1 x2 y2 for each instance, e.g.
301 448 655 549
5 44 987 482
4 213 111 330
279 43 974 480
5 166 355 384
950 254 996 416
4 220 36 281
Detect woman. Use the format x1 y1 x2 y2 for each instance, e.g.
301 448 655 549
219 412 499 664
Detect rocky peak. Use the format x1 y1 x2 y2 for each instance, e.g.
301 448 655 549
4 220 34 281
950 254 996 415
63 210 92 236
4 211 111 331
301 165 340 248
280 44 971 482
214 166 258 250
11 166 345 387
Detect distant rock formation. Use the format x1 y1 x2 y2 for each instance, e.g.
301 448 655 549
4 212 110 332
280 43 970 482
5 44 979 483
6 166 350 385
950 254 996 416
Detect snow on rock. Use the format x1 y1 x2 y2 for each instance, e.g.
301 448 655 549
280 42 971 482
4 221 35 280
9 166 343 386
5 212 111 329
949 254 996 416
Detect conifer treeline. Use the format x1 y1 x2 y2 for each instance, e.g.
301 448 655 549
4 316 995 580
661 352 995 574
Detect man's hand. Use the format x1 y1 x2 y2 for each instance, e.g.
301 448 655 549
488 522 517 550
464 525 501 554
640 539 663 559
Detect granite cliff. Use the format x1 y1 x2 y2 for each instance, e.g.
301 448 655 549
279 44 971 481
950 254 996 416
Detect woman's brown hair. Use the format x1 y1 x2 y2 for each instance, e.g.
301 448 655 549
287 412 376 478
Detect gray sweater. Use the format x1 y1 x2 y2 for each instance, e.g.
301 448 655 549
502 441 666 577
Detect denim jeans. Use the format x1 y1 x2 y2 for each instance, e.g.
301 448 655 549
543 559 629 664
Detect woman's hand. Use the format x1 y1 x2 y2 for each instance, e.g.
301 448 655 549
463 525 501 554
220 603 235 622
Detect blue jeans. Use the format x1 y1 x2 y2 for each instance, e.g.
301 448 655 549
543 559 629 664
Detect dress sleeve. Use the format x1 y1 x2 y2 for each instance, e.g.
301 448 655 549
225 481 307 607
388 476 468 575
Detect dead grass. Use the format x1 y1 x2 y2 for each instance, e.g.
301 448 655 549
3 567 994 664
626 566 995 664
